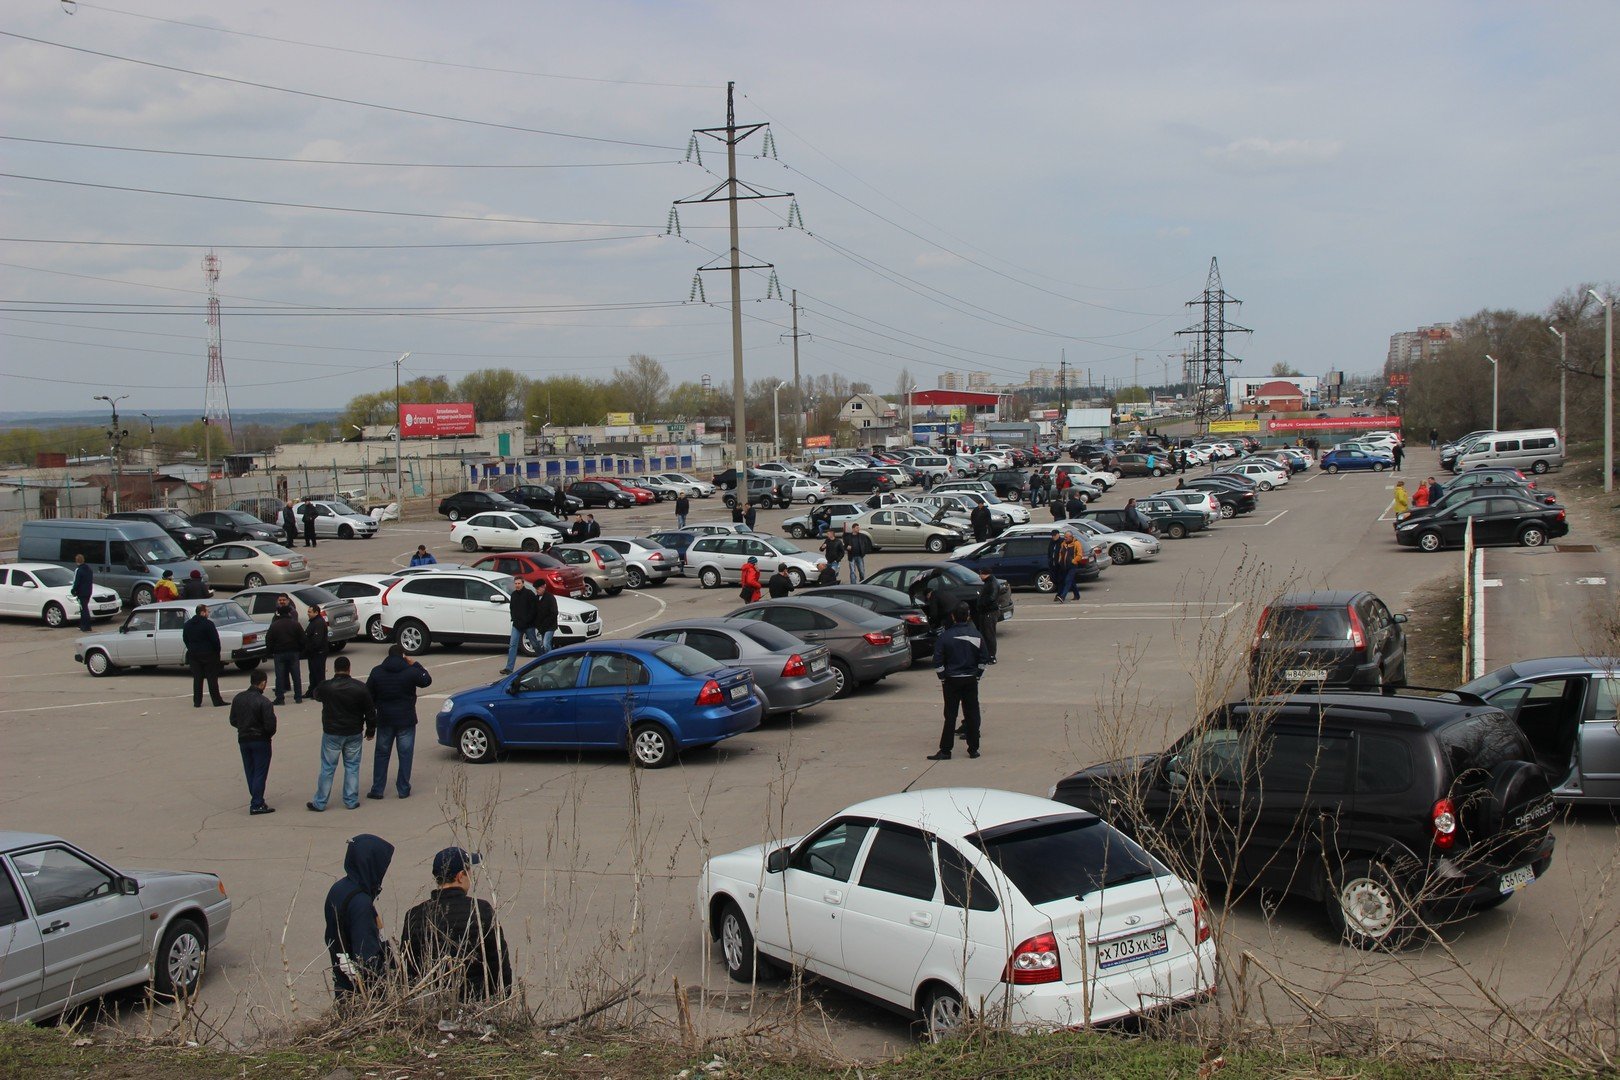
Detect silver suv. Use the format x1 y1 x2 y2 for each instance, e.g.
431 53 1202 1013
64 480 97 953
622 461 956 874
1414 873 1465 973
687 534 820 589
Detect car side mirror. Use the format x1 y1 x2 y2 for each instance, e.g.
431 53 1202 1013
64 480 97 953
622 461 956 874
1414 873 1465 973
1392 613 1409 624
117 875 140 896
765 847 790 874
491 594 509 604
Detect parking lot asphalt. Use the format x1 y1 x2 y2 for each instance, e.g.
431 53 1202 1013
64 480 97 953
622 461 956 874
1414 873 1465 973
3 448 1616 1055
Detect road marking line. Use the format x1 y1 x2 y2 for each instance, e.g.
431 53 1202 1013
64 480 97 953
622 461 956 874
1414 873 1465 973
1019 601 1243 622
1221 510 1288 528
1577 577 1609 586
5 693 193 713
1483 579 1503 587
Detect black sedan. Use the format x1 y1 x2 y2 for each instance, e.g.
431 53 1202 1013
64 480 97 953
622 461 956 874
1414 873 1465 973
806 582 937 658
108 509 218 555
566 480 634 509
1394 495 1569 552
860 561 1014 623
190 509 288 544
437 490 521 521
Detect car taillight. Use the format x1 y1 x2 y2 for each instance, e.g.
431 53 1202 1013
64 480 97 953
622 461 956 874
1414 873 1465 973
242 633 258 645
380 581 400 606
1002 932 1062 984
862 631 893 646
1556 509 1566 521
781 654 808 677
272 559 290 567
1252 605 1270 650
903 613 926 625
1347 606 1367 651
1193 896 1211 944
695 679 725 706
592 551 607 568
1432 798 1458 849
648 552 664 561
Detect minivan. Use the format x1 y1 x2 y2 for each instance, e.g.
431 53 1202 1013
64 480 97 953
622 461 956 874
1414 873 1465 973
1455 429 1564 475
18 518 210 607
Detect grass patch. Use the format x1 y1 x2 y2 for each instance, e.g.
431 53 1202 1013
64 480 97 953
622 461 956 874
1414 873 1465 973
1404 574 1465 687
0 1023 1600 1080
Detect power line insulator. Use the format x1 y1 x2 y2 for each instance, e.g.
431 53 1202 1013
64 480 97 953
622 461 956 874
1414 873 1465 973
785 199 805 230
766 272 783 301
684 135 703 166
665 207 682 237
759 130 778 160
688 272 707 304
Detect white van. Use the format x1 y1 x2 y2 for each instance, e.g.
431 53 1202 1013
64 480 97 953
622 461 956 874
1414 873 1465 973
1454 429 1564 474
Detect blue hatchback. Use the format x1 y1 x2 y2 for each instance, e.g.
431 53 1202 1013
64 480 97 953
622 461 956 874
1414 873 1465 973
435 640 762 767
1321 448 1394 473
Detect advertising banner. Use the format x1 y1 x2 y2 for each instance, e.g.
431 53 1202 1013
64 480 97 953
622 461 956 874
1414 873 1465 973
1208 419 1261 434
399 402 477 437
805 434 833 449
605 412 636 426
1267 416 1401 433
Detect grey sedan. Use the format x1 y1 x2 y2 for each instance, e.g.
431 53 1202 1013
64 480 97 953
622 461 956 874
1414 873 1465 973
74 599 268 677
0 831 231 1022
636 617 838 716
725 595 912 699
598 536 680 589
231 584 360 647
1460 656 1620 804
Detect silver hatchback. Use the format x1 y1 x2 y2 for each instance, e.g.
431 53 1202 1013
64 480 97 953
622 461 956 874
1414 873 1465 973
550 542 631 598
598 536 679 589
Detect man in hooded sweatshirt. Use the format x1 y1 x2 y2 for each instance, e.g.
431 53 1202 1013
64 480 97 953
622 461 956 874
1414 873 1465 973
324 833 394 1001
366 645 433 801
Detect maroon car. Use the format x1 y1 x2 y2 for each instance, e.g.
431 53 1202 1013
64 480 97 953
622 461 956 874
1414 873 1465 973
469 552 589 598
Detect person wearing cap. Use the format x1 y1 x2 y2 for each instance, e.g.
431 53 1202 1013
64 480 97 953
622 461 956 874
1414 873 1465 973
153 569 181 603
409 545 438 567
401 847 512 1001
181 568 209 600
738 556 762 604
323 833 394 1000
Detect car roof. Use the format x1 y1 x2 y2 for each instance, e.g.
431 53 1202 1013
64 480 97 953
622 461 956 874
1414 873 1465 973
4 561 71 572
0 831 65 851
1268 589 1366 608
318 573 400 585
1250 688 1493 729
1485 656 1619 679
399 567 509 583
837 787 1088 840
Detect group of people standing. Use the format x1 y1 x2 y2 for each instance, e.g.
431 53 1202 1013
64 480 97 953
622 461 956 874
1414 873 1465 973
815 524 874 583
280 497 323 548
1391 476 1443 515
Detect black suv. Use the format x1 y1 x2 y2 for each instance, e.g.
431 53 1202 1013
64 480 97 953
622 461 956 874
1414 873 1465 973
1173 477 1256 518
1250 589 1408 691
503 483 583 515
723 476 790 510
437 490 521 521
829 469 895 495
1052 689 1557 948
980 468 1031 501
109 509 218 554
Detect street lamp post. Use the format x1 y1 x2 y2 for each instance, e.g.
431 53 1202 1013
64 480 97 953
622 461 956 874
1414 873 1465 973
92 393 129 513
393 351 410 498
1484 355 1499 431
1548 326 1568 440
1589 290 1614 494
771 382 786 459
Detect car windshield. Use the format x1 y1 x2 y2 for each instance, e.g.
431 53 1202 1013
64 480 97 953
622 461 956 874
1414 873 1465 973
290 586 341 606
33 567 75 587
1459 664 1525 697
326 501 363 516
766 537 805 555
1261 606 1352 642
971 817 1162 906
132 536 186 563
147 511 188 529
655 643 724 677
208 602 253 626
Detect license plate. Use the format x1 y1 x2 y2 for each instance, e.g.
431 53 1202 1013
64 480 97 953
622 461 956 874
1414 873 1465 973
1284 668 1329 681
728 684 748 701
1499 866 1536 895
811 657 827 672
1096 927 1169 970
572 590 586 598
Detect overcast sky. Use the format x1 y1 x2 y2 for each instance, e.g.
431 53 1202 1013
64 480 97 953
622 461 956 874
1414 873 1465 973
3 1 1616 415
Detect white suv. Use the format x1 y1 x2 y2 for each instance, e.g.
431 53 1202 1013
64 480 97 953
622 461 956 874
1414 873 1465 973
687 534 820 589
379 568 601 655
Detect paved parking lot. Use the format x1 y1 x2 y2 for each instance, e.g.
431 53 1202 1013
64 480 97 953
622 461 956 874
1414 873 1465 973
3 450 1615 1054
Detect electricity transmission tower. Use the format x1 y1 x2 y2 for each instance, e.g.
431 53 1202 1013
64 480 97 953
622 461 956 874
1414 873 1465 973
1176 257 1250 433
201 251 234 462
672 82 793 476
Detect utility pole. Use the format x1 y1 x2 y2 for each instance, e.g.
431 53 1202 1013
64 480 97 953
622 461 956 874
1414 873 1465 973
675 83 792 481
1548 325 1567 439
784 289 810 455
93 393 129 513
394 352 410 497
1176 257 1252 435
1589 290 1614 494
1058 349 1069 413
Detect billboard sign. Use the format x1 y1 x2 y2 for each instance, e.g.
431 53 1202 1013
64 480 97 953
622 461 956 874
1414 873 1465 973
399 402 477 437
1267 416 1400 433
804 434 833 449
1388 372 1411 386
605 412 636 427
1208 419 1261 434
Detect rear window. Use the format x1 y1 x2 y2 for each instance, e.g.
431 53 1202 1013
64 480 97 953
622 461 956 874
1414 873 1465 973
1436 713 1529 786
970 816 1161 906
291 586 341 606
1459 664 1524 697
737 622 804 652
654 643 725 677
1260 606 1351 643
208 602 253 626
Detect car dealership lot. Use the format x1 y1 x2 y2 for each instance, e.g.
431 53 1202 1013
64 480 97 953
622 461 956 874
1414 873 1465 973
2 454 1615 1053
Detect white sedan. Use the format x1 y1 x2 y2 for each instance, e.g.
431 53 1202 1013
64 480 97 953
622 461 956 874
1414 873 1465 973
0 562 122 627
1219 461 1289 490
448 511 563 553
658 472 716 498
700 787 1214 1040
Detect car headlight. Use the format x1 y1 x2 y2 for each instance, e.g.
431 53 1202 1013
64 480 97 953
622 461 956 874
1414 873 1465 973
560 612 581 623
438 697 454 714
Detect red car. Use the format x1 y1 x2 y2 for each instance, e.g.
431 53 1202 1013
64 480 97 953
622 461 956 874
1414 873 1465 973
582 476 658 504
469 552 590 598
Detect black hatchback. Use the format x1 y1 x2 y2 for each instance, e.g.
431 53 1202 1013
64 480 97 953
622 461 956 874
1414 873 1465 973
1052 689 1557 948
829 469 895 495
1250 589 1408 691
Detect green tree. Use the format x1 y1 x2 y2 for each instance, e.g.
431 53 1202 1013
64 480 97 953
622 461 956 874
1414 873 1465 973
455 369 528 422
663 380 716 421
1114 385 1149 403
340 376 451 430
607 353 670 423
526 376 610 429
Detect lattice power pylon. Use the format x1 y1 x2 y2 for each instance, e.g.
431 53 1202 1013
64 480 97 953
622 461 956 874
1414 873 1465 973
202 251 234 444
1176 257 1251 433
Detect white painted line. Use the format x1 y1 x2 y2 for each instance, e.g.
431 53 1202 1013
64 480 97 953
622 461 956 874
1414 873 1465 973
1577 577 1609 586
1221 510 1289 528
5 693 193 714
1020 601 1243 623
1483 579 1503 588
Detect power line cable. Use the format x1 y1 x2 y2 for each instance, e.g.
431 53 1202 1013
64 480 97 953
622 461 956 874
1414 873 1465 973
0 135 679 170
0 234 664 251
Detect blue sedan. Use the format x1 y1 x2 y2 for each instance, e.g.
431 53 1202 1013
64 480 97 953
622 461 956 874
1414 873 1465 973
434 640 762 767
1320 448 1394 473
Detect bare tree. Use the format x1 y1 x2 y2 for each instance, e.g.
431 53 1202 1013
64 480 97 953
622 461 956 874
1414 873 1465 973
609 354 671 423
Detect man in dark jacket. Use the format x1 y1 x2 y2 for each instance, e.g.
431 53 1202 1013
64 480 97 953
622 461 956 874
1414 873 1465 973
923 582 957 631
1392 440 1405 472
267 605 306 705
809 560 838 587
183 603 227 707
674 493 690 529
71 554 94 631
535 580 559 655
819 530 845 580
401 847 512 1002
929 604 985 761
584 514 601 539
569 515 589 542
730 503 745 525
299 497 319 547
307 656 377 812
743 503 758 531
969 502 992 543
846 524 873 583
767 564 794 599
181 568 209 600
280 500 298 544
501 576 539 676
974 568 1000 664
324 833 394 1000
230 668 278 814
366 645 433 801
305 605 330 693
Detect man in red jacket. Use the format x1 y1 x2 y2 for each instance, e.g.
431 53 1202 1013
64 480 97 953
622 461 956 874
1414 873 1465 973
739 556 762 603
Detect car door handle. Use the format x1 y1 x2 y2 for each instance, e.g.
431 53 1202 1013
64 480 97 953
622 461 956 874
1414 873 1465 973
41 920 69 935
909 912 933 928
821 889 843 905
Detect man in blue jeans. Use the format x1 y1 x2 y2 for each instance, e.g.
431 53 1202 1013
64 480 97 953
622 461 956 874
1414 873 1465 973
307 656 376 812
365 645 432 800
845 523 872 584
71 554 95 631
500 576 540 676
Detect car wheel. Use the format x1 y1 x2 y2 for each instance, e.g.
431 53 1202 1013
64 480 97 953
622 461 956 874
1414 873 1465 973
1258 480 1273 492
719 899 781 982
1417 531 1443 553
1033 571 1056 593
42 601 67 628
234 658 261 671
829 658 854 699
461 537 480 552
1326 464 1339 474
338 524 355 539
1518 526 1547 547
1328 859 1415 950
1373 463 1386 472
1167 522 1188 539
394 619 430 655
456 719 498 763
447 508 462 521
244 572 267 589
152 917 207 999
806 493 820 504
132 584 156 608
1109 543 1132 565
606 586 624 597
920 984 965 1043
522 538 540 552
367 615 389 643
699 566 721 589
787 524 806 539
625 567 646 589
925 535 947 553
1219 503 1235 519
1531 460 1549 474
85 649 115 677
630 720 675 768
584 579 603 599
786 568 805 588
724 494 737 509
1153 467 1165 477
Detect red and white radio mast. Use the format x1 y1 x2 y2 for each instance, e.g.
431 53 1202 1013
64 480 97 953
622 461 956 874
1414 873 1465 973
202 251 234 445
